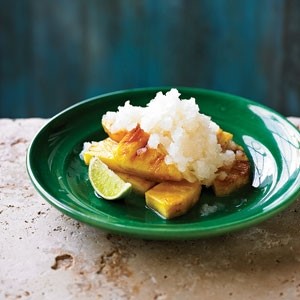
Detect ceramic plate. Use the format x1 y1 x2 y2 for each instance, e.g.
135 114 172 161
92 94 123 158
26 87 300 239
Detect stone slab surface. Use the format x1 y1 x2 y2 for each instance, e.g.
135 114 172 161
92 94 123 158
0 118 299 300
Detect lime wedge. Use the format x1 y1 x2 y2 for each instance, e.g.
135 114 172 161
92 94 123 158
88 157 132 200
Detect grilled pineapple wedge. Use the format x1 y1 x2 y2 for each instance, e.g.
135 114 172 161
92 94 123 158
116 172 156 194
217 129 233 151
102 119 127 142
213 150 250 196
145 181 202 219
113 126 184 182
83 139 116 165
82 139 156 194
213 130 250 196
83 138 123 172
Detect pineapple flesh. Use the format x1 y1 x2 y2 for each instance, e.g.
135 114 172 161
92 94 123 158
116 171 156 194
102 119 127 142
213 130 251 196
145 181 202 219
113 126 184 182
83 138 156 194
83 138 123 172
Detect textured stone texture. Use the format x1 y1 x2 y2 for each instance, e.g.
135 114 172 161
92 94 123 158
0 118 299 300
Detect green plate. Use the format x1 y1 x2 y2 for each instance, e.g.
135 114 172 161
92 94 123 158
26 87 300 240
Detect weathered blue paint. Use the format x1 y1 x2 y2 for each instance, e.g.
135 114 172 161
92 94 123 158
0 0 299 117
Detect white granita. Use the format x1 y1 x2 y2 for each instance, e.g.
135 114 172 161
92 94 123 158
101 89 235 185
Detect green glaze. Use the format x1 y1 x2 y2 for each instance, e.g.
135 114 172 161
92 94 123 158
26 87 300 239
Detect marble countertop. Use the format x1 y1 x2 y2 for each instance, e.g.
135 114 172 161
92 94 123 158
0 118 299 300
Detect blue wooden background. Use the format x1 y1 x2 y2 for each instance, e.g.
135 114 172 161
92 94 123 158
1 0 300 118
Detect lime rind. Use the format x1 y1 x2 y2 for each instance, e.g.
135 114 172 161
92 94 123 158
88 157 132 200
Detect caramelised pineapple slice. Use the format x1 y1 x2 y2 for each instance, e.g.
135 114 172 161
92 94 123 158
213 152 250 196
113 126 184 182
213 131 251 196
116 172 156 194
217 129 233 151
102 119 127 142
145 180 202 219
82 138 123 172
82 138 156 194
